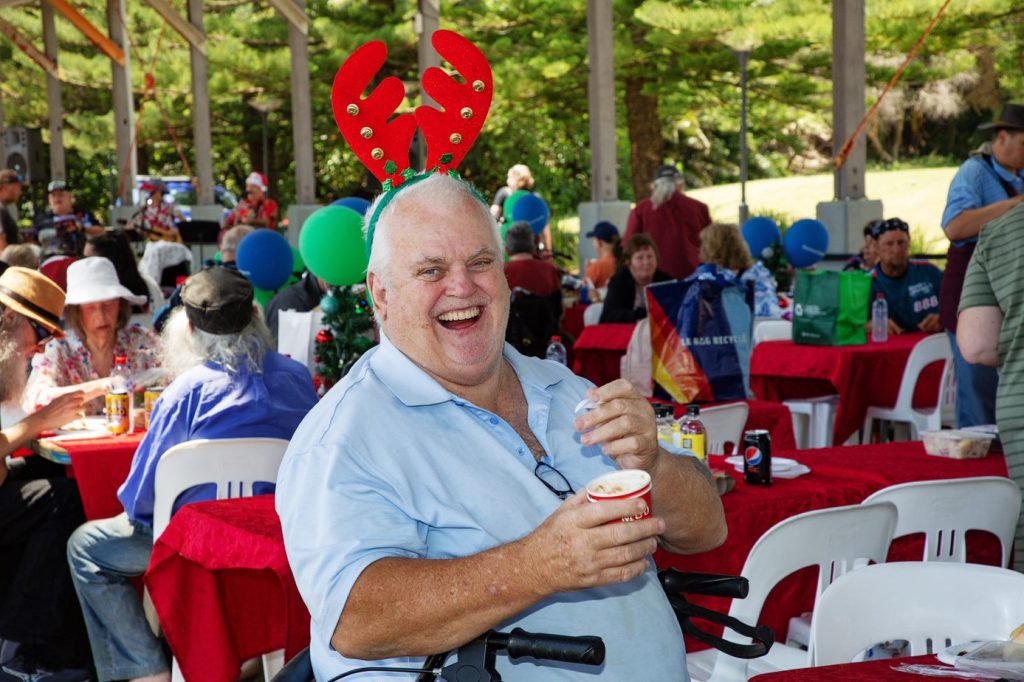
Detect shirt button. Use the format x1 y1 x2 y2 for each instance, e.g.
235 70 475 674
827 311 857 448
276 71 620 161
517 447 526 456
489 416 499 425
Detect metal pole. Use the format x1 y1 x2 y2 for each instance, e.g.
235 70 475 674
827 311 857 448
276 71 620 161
738 49 749 226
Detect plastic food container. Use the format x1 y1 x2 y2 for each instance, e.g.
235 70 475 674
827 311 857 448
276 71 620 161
921 429 996 459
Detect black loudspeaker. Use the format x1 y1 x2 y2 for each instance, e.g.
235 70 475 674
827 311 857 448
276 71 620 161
3 127 46 183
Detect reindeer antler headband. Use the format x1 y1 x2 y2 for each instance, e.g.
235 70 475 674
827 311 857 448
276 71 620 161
332 30 494 252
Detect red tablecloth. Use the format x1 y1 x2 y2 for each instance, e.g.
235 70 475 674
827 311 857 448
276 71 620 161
145 496 310 682
562 303 587 341
42 432 144 520
571 323 635 386
750 654 941 680
655 442 1009 651
749 333 944 445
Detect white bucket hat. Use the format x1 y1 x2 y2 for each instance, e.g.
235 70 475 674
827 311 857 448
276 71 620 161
65 257 147 306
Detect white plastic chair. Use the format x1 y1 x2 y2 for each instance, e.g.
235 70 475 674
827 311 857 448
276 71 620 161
751 319 838 449
863 333 952 442
752 319 792 346
699 402 750 455
150 437 290 682
582 302 604 326
811 562 1024 666
686 502 897 681
862 477 1021 567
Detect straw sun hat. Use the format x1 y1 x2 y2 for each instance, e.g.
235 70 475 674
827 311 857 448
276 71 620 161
0 266 66 338
65 257 147 307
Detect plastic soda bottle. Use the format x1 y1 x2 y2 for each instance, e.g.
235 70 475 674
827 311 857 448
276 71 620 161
871 293 889 343
106 355 131 435
678 404 707 462
545 335 567 366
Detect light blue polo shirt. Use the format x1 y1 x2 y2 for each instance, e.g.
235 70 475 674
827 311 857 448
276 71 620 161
276 334 689 680
942 154 1024 247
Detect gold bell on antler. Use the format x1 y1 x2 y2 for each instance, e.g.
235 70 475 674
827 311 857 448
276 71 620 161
460 107 473 119
449 133 463 145
346 103 359 116
360 127 373 139
472 80 485 92
371 148 384 160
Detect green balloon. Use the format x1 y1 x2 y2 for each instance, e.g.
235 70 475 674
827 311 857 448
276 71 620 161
299 206 369 286
503 190 530 223
254 287 275 308
285 245 305 288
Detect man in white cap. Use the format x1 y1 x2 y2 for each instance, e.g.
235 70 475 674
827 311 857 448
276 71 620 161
0 267 91 681
221 171 279 235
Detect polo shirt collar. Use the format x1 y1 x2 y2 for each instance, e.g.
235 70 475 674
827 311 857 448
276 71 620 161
990 156 1024 183
369 332 563 408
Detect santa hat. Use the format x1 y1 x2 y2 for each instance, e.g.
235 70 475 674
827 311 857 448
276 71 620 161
245 171 268 191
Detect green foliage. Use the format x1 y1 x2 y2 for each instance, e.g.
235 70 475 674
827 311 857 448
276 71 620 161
313 286 376 389
2 0 1023 227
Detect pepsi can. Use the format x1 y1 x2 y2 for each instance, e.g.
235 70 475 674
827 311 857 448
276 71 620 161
743 430 772 485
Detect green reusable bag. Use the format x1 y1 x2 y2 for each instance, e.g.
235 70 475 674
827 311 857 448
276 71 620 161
792 270 871 345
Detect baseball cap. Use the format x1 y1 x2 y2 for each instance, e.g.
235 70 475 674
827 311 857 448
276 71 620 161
0 170 24 186
181 267 254 335
653 165 681 181
47 180 70 193
869 217 910 239
584 221 620 242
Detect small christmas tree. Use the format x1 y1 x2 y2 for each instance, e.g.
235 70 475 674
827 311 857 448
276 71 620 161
313 286 376 394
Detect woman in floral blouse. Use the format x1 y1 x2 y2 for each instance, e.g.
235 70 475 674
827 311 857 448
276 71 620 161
25 257 161 415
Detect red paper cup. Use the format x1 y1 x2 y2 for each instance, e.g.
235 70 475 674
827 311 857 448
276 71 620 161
585 469 652 524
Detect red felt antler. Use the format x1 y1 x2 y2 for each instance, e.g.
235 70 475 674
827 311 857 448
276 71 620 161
331 41 417 185
415 30 493 174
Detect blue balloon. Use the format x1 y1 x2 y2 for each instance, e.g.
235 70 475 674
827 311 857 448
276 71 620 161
236 229 294 290
783 218 830 268
331 196 371 216
510 193 550 235
742 216 782 260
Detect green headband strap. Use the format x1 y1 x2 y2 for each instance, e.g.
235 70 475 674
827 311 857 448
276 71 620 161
364 167 490 259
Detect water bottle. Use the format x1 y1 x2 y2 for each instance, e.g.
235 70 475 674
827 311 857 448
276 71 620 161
106 355 132 434
678 404 707 462
871 293 889 344
545 335 567 366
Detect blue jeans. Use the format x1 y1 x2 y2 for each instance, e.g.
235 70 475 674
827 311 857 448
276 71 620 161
66 513 166 682
948 330 999 428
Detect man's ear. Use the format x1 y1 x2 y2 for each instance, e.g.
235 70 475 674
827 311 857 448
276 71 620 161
367 272 386 321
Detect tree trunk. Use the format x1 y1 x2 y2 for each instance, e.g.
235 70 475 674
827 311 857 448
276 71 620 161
625 76 662 201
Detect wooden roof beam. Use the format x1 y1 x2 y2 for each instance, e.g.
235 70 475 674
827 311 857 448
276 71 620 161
143 0 206 54
268 0 308 35
0 17 60 79
45 0 125 66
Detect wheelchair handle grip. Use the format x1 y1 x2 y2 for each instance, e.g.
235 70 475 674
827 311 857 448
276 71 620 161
660 570 749 599
496 628 605 666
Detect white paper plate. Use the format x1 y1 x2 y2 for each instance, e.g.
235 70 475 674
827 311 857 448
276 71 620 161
724 455 801 471
936 641 985 666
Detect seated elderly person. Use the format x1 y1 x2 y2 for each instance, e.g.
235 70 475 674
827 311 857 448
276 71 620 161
0 268 90 681
869 217 943 335
218 224 254 268
600 233 672 323
24 257 158 416
277 173 726 679
67 267 317 682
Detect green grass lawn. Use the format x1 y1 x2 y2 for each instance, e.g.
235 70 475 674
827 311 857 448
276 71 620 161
688 166 958 253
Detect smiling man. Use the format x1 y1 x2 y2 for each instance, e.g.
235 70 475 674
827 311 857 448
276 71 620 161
277 174 726 680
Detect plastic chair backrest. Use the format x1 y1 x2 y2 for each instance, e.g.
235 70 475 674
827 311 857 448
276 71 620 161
152 437 289 540
753 320 792 345
698 403 749 455
811 562 1024 665
890 333 952 414
862 477 1021 567
582 302 604 326
940 358 957 426
708 502 898 681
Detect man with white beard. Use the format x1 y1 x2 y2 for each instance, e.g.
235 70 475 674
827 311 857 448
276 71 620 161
67 267 317 682
0 267 91 680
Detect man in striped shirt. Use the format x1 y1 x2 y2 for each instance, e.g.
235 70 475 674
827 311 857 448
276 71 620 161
958 202 1024 570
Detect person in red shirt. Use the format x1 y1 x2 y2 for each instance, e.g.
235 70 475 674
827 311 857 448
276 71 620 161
625 165 711 280
503 221 561 298
221 172 279 238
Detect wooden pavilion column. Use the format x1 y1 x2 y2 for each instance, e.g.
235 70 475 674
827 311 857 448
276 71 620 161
107 0 136 206
41 2 65 181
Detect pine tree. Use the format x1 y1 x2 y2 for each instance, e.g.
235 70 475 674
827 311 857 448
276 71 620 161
313 286 375 394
